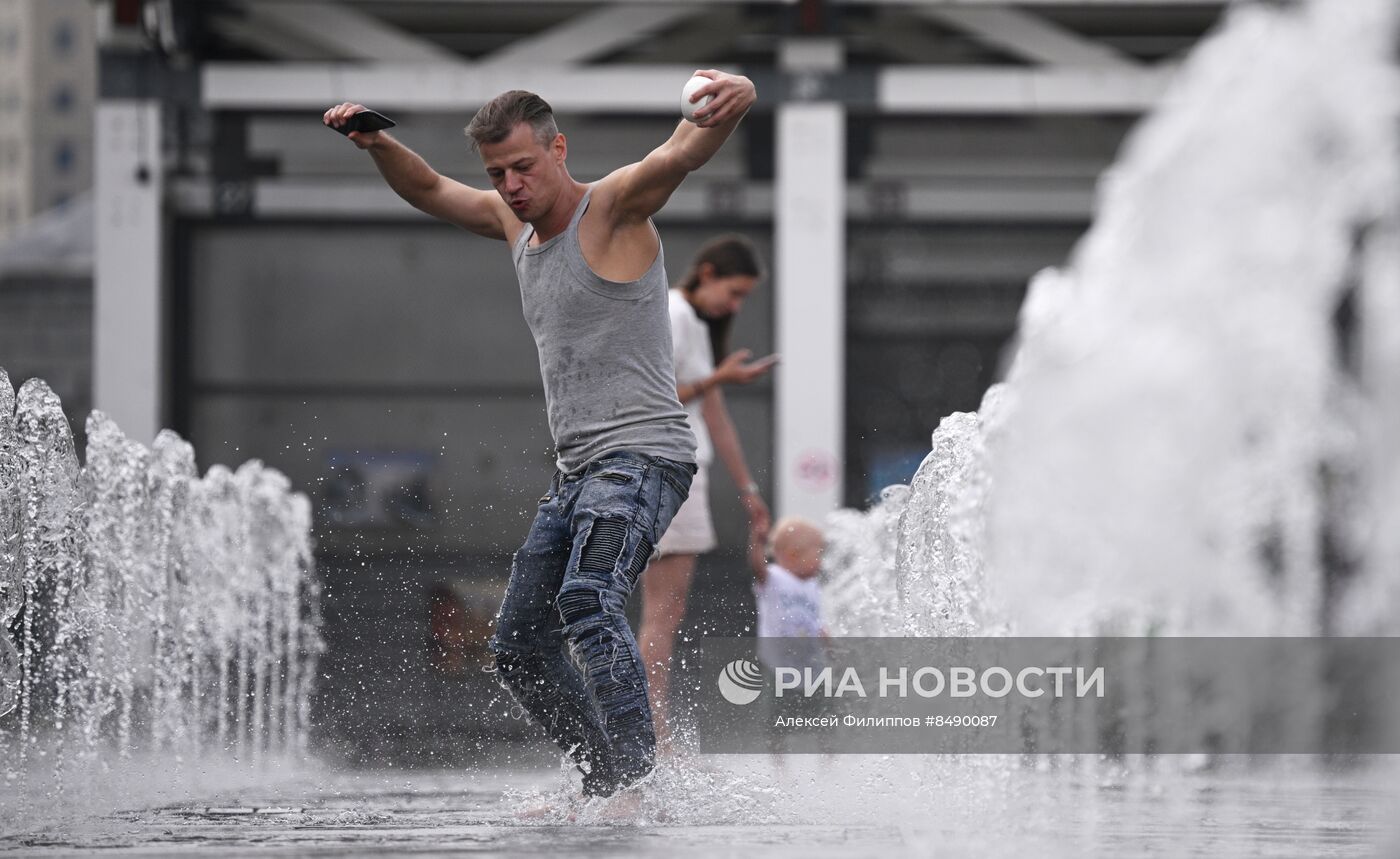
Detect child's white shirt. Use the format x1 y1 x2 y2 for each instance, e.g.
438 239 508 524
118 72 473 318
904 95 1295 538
754 562 823 638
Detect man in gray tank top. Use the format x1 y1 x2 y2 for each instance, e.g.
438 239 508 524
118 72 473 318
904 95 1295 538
324 71 756 800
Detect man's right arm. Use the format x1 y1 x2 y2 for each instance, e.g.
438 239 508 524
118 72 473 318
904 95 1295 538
324 103 510 241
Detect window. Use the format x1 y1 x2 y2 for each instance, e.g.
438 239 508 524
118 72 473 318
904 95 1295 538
54 140 74 173
51 84 73 113
53 20 74 56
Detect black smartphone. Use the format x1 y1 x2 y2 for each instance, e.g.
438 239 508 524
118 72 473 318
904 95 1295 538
329 109 397 136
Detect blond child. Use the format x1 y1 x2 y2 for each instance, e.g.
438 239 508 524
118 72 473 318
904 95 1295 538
747 516 832 759
748 516 828 646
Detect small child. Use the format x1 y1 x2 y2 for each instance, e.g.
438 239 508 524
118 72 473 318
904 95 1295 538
748 516 828 658
748 516 832 761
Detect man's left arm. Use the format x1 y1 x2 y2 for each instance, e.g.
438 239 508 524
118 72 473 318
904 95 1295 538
597 70 756 223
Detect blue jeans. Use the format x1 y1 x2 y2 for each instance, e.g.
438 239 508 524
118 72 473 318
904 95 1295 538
489 451 694 796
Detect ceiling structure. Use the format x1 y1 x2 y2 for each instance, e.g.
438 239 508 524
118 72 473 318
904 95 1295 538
201 1 1227 65
180 0 1229 113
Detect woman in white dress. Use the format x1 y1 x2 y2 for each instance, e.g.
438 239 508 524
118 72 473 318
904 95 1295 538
639 235 777 751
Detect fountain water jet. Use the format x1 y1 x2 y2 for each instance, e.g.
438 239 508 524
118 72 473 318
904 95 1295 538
813 0 1399 770
0 368 322 795
825 0 1400 644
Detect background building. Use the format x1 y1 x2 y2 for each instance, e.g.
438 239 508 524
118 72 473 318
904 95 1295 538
0 0 95 239
0 0 95 444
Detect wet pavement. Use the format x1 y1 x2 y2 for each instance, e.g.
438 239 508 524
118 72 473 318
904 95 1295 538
1 756 1393 857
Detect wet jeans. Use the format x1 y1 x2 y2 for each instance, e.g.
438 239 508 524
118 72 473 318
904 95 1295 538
488 451 694 796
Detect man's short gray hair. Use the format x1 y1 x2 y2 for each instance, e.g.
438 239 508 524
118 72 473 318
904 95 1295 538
465 90 558 151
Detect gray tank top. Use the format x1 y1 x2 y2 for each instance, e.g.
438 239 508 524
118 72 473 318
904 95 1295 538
512 187 697 473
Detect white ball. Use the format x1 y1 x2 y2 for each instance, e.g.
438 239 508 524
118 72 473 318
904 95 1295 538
681 75 713 123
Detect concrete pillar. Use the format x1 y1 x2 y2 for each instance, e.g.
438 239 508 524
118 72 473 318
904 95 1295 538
93 99 163 443
775 39 845 520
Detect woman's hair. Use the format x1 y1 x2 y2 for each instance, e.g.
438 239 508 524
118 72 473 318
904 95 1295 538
677 234 765 360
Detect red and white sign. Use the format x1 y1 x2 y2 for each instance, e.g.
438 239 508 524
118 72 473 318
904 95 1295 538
794 449 837 492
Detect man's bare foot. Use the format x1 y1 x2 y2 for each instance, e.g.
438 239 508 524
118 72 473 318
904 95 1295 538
512 793 581 823
591 789 643 823
513 801 555 820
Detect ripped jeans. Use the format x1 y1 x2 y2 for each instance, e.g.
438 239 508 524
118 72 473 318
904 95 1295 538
489 451 694 796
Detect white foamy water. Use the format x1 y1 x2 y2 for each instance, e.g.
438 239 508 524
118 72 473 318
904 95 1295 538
825 0 1400 641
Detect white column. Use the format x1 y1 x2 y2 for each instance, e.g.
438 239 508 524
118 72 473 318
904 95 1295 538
94 100 163 443
775 40 845 521
1361 225 1400 627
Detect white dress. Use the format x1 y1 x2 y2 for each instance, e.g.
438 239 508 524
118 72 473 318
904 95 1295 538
656 289 718 555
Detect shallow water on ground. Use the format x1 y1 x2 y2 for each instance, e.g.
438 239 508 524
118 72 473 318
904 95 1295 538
0 755 1391 857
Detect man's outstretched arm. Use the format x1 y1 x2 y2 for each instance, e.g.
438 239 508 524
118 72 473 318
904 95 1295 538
324 102 511 240
595 70 757 223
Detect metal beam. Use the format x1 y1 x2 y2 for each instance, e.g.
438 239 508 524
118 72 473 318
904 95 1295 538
846 14 965 65
237 2 466 63
204 63 1174 113
203 63 704 111
878 66 1173 113
918 6 1137 66
478 5 702 67
169 177 1096 222
629 6 745 64
212 15 338 62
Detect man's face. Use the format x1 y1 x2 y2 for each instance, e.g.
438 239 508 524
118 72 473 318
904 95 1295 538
479 122 564 223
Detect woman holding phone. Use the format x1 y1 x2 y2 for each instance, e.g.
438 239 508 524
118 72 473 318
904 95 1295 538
638 234 777 751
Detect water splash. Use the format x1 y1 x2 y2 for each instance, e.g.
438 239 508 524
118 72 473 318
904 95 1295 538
0 373 321 787
898 385 1007 637
14 378 83 755
824 0 1399 642
822 486 907 637
0 369 20 716
986 0 1397 637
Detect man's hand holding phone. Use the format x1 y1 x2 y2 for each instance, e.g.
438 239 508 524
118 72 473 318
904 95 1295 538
322 103 396 149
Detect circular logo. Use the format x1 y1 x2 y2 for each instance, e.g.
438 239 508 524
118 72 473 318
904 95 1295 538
717 659 764 706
